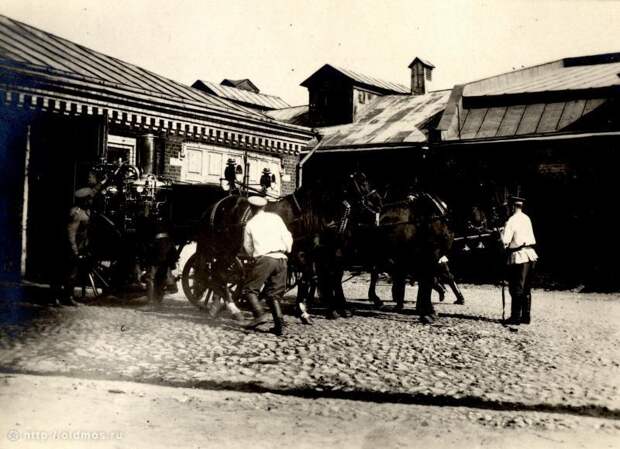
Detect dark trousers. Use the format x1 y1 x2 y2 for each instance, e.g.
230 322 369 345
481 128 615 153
243 256 287 302
508 261 536 323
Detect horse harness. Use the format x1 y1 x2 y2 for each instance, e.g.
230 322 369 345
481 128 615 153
368 193 449 228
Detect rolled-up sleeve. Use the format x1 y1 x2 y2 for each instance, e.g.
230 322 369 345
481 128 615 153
243 225 254 256
281 222 293 254
501 219 514 248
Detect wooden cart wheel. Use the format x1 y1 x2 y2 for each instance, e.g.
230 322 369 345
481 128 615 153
182 253 245 309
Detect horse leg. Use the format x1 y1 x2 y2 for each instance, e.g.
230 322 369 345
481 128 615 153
433 278 446 302
317 268 338 319
295 273 313 325
392 270 406 312
334 268 353 317
438 261 465 304
417 276 436 324
368 267 384 308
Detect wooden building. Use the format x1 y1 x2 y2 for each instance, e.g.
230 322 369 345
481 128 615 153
300 64 412 127
0 15 313 289
433 52 620 289
280 53 620 289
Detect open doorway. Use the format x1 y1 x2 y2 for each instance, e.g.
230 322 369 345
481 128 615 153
25 114 104 283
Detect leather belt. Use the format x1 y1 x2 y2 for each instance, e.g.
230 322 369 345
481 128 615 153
507 244 535 253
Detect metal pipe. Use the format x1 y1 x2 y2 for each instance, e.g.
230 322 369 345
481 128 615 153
20 124 31 277
298 131 324 188
139 133 155 175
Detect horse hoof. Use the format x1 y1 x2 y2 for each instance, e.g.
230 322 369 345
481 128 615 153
338 308 353 318
419 314 434 324
229 312 244 322
454 299 465 305
326 310 341 320
393 304 405 313
300 313 313 325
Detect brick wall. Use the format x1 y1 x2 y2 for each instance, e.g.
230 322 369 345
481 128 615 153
280 153 299 194
107 123 303 189
162 135 183 180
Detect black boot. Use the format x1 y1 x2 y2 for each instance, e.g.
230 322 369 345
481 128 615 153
505 295 522 325
268 299 285 336
244 294 270 329
521 294 531 324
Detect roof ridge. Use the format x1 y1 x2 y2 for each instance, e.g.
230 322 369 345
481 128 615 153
203 80 285 100
329 63 410 92
0 14 264 118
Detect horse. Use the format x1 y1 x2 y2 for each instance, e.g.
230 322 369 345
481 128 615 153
289 175 453 323
192 175 453 324
364 192 454 322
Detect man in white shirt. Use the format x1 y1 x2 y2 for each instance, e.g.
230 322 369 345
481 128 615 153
501 196 538 324
242 196 293 336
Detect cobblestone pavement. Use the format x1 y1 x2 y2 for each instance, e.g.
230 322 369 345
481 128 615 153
0 280 619 428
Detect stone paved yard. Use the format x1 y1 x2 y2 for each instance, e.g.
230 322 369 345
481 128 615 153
0 281 618 422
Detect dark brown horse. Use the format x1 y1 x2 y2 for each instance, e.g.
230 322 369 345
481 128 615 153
365 193 454 322
192 180 453 323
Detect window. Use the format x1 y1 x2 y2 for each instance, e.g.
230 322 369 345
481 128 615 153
107 135 136 165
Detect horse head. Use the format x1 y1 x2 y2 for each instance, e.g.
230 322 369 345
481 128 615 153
408 192 454 256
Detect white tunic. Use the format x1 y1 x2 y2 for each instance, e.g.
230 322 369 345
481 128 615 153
501 210 538 265
243 210 292 259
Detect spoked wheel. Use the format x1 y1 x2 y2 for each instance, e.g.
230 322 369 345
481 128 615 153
286 267 302 292
181 252 245 310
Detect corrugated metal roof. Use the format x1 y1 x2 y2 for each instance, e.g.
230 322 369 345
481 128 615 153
439 52 620 141
265 105 309 125
0 15 266 119
193 80 290 110
464 58 620 97
454 98 607 140
317 90 450 148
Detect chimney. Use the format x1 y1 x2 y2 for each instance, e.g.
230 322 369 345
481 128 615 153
408 57 435 95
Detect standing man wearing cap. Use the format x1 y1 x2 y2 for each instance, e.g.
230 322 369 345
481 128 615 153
259 168 273 196
242 196 293 336
224 158 239 194
57 187 94 306
501 196 538 324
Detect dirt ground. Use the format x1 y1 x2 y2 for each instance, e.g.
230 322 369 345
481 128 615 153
1 373 618 449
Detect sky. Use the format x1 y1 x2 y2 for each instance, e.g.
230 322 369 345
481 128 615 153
1 0 619 106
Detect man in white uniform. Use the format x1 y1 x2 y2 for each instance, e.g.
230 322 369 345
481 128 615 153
501 196 538 324
242 196 293 336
